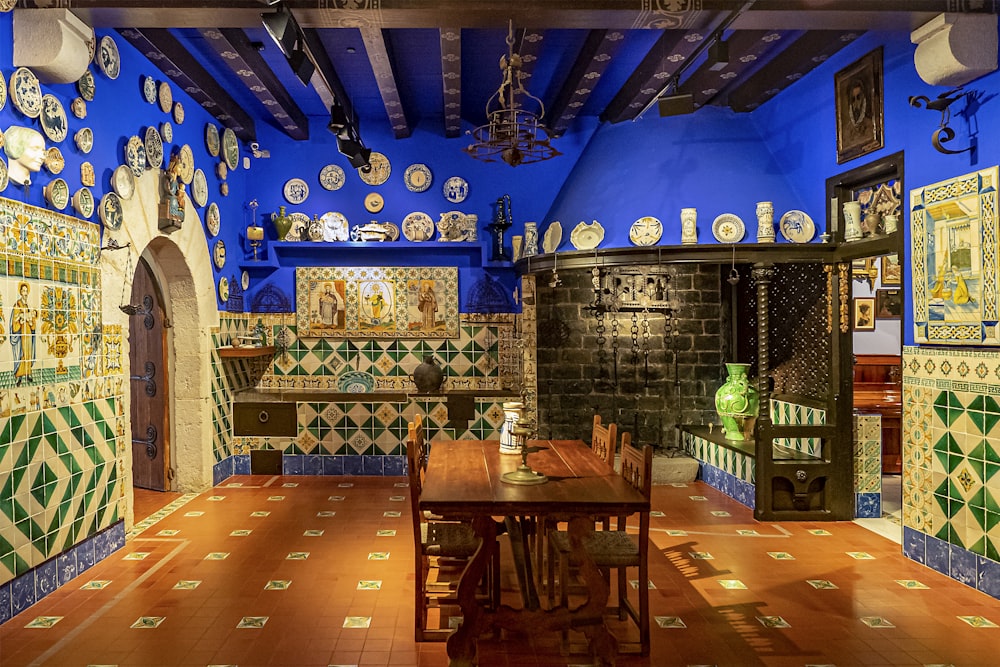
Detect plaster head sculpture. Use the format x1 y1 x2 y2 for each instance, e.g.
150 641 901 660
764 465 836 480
3 126 46 185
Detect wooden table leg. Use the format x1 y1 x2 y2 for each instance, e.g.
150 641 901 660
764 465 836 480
445 515 496 667
566 515 618 666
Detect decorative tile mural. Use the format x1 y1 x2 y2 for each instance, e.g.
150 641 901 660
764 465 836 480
295 266 459 339
0 199 122 587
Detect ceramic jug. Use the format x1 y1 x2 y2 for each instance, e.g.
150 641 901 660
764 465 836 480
755 201 775 243
842 201 863 242
308 214 324 242
681 208 698 244
714 363 759 441
271 205 292 241
522 221 539 257
412 355 444 393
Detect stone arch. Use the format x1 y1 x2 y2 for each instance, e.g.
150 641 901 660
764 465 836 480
100 168 218 528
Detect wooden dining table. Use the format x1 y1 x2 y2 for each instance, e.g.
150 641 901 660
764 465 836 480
419 439 650 667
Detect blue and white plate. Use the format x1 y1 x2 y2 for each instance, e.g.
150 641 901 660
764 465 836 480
404 163 432 192
283 177 309 205
10 67 41 118
97 35 120 80
443 176 468 203
99 192 123 231
319 164 345 191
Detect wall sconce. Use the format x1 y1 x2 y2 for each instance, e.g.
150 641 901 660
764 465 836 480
247 224 264 261
909 86 974 154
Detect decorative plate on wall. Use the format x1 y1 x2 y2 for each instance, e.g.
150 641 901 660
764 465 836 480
177 144 194 184
192 168 208 207
569 220 605 250
44 147 64 174
321 211 349 241
77 70 95 101
173 101 184 124
144 125 163 170
160 121 172 143
112 165 135 200
125 135 147 177
358 151 390 185
99 192 123 230
0 158 8 192
442 176 468 203
283 177 309 204
712 213 745 243
40 94 67 142
206 202 221 237
74 127 94 154
319 164 345 191
213 239 226 270
10 67 42 118
222 127 239 171
80 161 95 187
629 216 663 246
205 123 220 157
285 212 309 241
404 163 432 192
44 178 70 210
73 187 94 218
70 97 86 119
778 210 816 243
402 212 435 242
96 36 120 79
142 75 156 104
364 192 384 213
158 80 172 112
241 270 250 291
220 181 229 197
216 160 228 181
542 221 562 254
218 276 229 303
0 69 6 111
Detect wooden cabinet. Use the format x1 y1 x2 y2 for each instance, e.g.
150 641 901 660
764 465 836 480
853 354 902 474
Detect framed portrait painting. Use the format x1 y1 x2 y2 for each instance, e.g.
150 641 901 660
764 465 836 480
853 296 876 331
834 47 884 164
876 289 902 319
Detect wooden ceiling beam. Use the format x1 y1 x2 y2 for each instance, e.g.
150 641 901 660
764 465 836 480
547 29 625 137
439 28 462 138
359 26 411 139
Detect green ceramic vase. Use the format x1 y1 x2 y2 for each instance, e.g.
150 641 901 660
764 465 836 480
271 205 292 241
714 362 759 441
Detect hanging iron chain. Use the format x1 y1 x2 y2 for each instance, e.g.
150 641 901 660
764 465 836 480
630 311 640 365
595 308 607 370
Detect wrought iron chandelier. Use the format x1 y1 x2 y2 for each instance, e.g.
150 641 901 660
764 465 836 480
464 22 561 167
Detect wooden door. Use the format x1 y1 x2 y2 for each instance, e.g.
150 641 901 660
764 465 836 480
128 256 169 491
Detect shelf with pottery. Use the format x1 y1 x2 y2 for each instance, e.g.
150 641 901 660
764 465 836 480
268 240 497 266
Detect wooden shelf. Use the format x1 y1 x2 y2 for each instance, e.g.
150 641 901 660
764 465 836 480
218 345 275 359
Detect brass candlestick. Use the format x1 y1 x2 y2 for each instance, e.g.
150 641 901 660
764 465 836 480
501 418 547 485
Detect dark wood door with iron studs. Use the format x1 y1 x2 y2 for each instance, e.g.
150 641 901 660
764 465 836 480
128 256 169 491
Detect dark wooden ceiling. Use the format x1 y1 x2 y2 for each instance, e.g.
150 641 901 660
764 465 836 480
24 1 991 145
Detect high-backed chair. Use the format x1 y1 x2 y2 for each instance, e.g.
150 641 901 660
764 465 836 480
406 416 498 641
591 414 617 468
547 435 652 656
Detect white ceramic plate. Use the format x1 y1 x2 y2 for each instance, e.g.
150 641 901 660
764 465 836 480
40 94 67 143
77 70 95 102
403 212 435 242
319 164 345 191
45 178 70 210
74 127 94 154
205 123 220 157
125 135 146 177
160 121 173 143
192 168 209 207
173 101 184 124
222 127 239 171
112 164 135 200
145 125 164 170
0 66 6 111
99 192 123 231
404 163 432 192
320 212 348 242
712 213 745 243
779 209 816 243
44 147 65 175
629 216 663 246
542 221 562 254
97 36 121 79
143 75 156 104
73 187 94 218
570 220 605 250
358 151 390 185
213 239 226 269
284 177 309 204
442 176 468 203
0 158 7 192
241 270 250 291
178 144 194 184
206 202 220 237
10 67 41 118
218 276 229 302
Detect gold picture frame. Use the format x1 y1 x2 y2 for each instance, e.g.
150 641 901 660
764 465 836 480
835 47 884 164
880 254 901 286
853 296 876 331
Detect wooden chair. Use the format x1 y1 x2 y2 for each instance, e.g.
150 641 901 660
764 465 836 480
547 435 652 656
591 414 617 468
407 416 499 641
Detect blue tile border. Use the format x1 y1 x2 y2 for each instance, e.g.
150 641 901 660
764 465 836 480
693 461 755 510
855 492 881 518
214 454 408 484
0 521 124 627
902 527 1000 601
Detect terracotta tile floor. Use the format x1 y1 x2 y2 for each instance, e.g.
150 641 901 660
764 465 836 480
1 476 997 666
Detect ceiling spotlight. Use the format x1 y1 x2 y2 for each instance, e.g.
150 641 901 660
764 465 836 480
288 47 315 86
261 3 297 58
327 103 349 134
708 39 729 72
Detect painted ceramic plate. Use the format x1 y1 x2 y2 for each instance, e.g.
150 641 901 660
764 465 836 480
570 220 605 250
542 221 562 254
173 101 184 124
158 80 172 113
0 68 6 111
404 163 432 192
143 75 156 104
144 125 164 169
125 135 147 177
629 216 663 246
10 67 42 118
222 127 239 171
0 158 8 192
80 161 95 187
285 212 309 242
319 164 345 191
192 168 209 207
206 202 221 237
321 212 349 242
45 178 70 210
205 123 220 157
99 192 123 231
44 147 65 174
40 94 68 142
365 192 384 213
77 70 95 101
213 239 226 269
218 276 229 303
712 213 746 243
74 127 94 154
283 177 309 204
73 187 95 219
779 209 816 243
220 181 229 197
70 97 86 119
241 270 250 291
160 121 173 143
177 144 194 184
216 161 228 180
97 35 120 79
338 370 375 393
112 165 135 200
442 176 468 203
402 212 435 242
358 151 390 185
